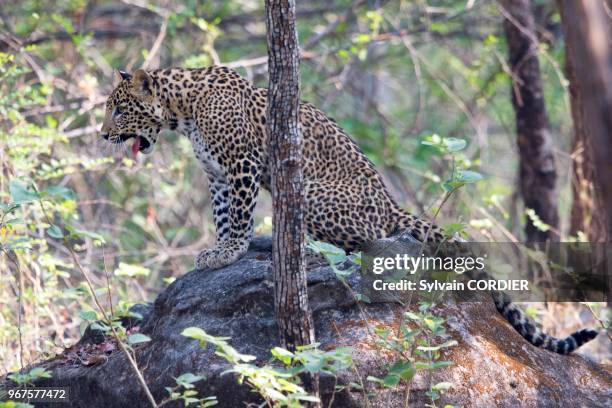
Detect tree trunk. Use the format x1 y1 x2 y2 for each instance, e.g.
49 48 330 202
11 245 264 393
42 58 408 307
558 0 612 241
265 0 319 403
566 48 608 242
501 0 559 242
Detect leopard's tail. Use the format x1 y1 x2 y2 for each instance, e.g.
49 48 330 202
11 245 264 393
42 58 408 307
393 210 599 354
489 285 599 354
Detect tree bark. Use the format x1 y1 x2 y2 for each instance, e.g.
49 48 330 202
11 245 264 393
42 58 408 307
558 0 612 241
265 0 319 402
566 47 608 242
501 0 559 242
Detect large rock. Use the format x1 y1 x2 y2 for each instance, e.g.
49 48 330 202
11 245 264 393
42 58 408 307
2 236 610 407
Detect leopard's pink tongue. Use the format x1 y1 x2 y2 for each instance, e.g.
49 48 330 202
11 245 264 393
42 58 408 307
131 136 141 157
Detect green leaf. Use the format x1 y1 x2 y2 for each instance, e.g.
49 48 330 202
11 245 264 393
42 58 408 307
389 361 416 380
66 226 106 243
28 367 52 379
404 311 421 321
296 395 320 403
417 340 458 352
354 33 371 44
79 310 97 321
182 327 207 341
421 135 467 153
181 327 214 347
443 222 466 236
9 180 40 204
0 203 20 214
0 401 36 408
366 375 383 384
128 311 144 320
525 209 551 232
400 327 420 339
202 399 218 407
6 237 33 250
374 327 391 337
90 322 110 332
382 374 401 387
443 180 464 191
443 138 467 153
6 237 33 249
415 360 453 370
355 293 371 303
456 170 483 184
306 239 347 264
484 34 499 45
128 333 152 344
42 186 76 201
295 342 320 352
432 381 453 391
114 262 150 278
47 224 63 238
348 382 363 390
271 347 295 365
7 373 28 385
421 133 442 147
175 372 203 388
4 217 25 226
430 22 449 34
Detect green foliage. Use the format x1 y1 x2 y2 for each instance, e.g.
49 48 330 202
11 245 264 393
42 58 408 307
0 402 35 408
421 134 483 193
127 333 152 345
368 302 456 408
7 367 52 386
114 263 151 278
182 327 353 407
1 49 116 370
306 238 361 283
525 208 551 233
164 373 218 407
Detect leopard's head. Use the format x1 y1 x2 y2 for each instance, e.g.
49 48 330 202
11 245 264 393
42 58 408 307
101 69 164 156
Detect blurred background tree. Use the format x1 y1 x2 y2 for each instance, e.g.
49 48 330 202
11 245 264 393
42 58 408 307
0 0 609 373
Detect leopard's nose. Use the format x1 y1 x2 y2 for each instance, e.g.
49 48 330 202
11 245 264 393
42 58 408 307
101 132 110 140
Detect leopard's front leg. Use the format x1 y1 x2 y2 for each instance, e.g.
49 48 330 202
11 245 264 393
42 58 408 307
195 158 260 270
207 174 230 243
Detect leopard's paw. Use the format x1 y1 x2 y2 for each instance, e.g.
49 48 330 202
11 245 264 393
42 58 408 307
194 243 247 270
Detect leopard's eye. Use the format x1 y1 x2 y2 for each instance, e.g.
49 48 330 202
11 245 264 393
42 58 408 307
114 106 123 118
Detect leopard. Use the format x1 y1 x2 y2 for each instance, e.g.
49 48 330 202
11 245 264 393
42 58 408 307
101 65 598 354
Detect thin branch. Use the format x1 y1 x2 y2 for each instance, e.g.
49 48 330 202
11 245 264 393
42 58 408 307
303 0 366 50
141 14 169 70
63 124 102 139
38 200 157 408
3 249 25 370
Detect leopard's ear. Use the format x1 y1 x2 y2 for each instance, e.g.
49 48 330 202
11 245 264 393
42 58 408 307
113 69 131 86
131 69 152 98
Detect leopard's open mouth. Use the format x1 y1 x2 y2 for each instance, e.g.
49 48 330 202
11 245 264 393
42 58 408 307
115 133 151 155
